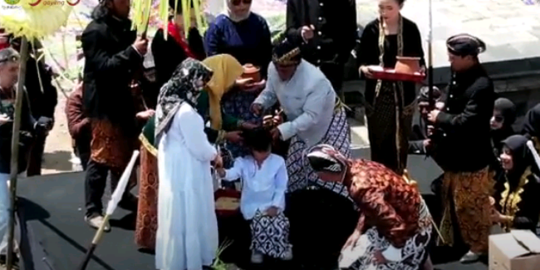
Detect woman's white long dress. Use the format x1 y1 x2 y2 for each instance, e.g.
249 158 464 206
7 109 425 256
156 102 218 270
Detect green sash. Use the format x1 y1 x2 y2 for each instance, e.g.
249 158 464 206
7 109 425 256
139 115 157 156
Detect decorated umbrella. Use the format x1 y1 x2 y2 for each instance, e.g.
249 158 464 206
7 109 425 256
0 1 73 269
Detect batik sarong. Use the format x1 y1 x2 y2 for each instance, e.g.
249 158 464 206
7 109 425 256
438 166 492 253
135 143 159 250
344 200 432 270
365 83 415 176
250 210 292 259
286 107 351 197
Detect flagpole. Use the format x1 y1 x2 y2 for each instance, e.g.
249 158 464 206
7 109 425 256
6 37 29 270
427 0 434 108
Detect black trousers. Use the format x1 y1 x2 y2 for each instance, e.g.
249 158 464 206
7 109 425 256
75 137 91 171
84 160 136 217
26 133 47 176
285 188 359 269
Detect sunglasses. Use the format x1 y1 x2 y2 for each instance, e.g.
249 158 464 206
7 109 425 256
0 55 19 64
231 0 251 6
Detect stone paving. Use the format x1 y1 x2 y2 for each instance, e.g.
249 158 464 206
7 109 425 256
356 0 540 83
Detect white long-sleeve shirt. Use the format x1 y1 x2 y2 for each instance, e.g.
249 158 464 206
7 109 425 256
253 60 336 147
222 154 288 220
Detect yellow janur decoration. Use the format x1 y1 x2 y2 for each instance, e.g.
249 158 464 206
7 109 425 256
131 0 207 40
0 0 73 40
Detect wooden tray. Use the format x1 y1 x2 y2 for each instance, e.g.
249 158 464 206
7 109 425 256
368 66 425 83
214 189 241 217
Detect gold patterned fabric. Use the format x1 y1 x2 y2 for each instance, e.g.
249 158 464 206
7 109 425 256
438 167 492 253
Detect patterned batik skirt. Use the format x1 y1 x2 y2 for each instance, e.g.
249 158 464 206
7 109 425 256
343 200 433 270
365 82 415 175
90 119 139 188
250 210 292 259
438 166 492 253
286 107 351 197
135 143 159 250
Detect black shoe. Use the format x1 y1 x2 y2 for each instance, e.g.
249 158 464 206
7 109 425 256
118 194 138 212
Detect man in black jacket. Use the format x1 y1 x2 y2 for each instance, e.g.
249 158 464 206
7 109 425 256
10 38 57 176
427 34 495 264
82 0 153 231
285 0 357 93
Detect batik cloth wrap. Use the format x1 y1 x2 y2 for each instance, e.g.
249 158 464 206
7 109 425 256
346 200 433 270
365 16 415 176
438 166 492 253
250 209 293 259
135 116 159 250
286 103 351 198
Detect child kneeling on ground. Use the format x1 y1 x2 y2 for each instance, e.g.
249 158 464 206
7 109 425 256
216 128 293 264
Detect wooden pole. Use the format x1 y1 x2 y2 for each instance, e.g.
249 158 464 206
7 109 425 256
6 37 29 270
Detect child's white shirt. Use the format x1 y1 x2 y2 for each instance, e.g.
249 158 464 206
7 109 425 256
222 154 288 220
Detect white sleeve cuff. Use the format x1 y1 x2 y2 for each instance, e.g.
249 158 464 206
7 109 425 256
277 122 295 141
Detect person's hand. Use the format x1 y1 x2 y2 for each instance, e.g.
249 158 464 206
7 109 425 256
37 116 54 131
359 66 374 79
243 79 266 92
213 154 223 169
225 131 243 144
133 36 149 55
263 114 274 128
422 139 431 149
301 25 315 41
427 125 435 137
435 101 445 110
251 103 263 116
216 167 226 178
136 109 155 120
373 249 387 264
241 121 259 130
266 206 279 217
0 114 11 126
273 113 283 126
270 128 281 141
236 78 254 89
491 210 502 224
342 229 361 250
427 110 440 123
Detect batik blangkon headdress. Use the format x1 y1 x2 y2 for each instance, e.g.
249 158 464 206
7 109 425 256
306 144 349 173
272 38 301 65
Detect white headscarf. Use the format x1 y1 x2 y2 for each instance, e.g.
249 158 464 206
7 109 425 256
224 0 251 22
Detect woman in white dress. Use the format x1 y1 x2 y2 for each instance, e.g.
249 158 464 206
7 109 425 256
154 58 221 270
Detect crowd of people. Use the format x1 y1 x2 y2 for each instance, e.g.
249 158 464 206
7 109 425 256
0 0 540 269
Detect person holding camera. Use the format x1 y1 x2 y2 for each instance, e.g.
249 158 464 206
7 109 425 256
9 37 57 177
0 48 49 263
